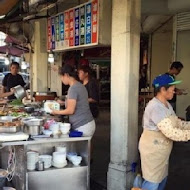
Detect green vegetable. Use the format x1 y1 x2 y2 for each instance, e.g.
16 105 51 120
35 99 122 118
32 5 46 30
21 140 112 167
9 99 23 106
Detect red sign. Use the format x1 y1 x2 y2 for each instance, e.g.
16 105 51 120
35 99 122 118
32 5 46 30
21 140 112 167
69 9 74 47
64 11 69 47
47 18 51 50
92 0 98 43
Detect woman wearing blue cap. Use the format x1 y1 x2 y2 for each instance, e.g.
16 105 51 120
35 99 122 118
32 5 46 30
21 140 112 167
139 74 190 190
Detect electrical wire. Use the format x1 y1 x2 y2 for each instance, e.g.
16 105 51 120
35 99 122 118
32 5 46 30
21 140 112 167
6 146 16 182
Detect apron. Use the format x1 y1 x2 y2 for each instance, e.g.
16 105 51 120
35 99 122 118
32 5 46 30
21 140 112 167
139 129 173 183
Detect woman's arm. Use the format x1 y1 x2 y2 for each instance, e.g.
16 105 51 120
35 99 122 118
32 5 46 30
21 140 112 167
51 99 76 115
0 88 14 98
56 99 65 106
88 98 97 103
157 117 190 141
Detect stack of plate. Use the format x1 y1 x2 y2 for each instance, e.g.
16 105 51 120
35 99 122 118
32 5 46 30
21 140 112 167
39 155 52 169
27 152 39 170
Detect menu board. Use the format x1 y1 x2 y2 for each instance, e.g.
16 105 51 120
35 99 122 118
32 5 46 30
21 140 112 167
75 8 80 46
47 18 51 50
51 17 55 49
86 3 92 44
47 0 98 51
69 9 74 47
80 5 85 45
92 0 98 43
55 16 60 48
59 14 64 48
64 11 69 48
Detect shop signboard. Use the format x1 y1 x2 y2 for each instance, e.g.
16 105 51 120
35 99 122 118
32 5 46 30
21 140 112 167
59 13 64 48
75 8 80 46
51 17 55 49
85 3 92 44
47 18 51 50
69 9 74 47
64 11 69 48
80 5 85 45
92 0 98 43
48 0 99 51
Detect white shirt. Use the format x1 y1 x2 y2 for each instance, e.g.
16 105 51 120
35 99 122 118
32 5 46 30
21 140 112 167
143 97 176 131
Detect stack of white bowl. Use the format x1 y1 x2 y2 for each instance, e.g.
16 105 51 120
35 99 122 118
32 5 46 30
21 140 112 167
49 123 60 135
59 123 71 135
39 155 52 169
52 150 67 168
55 146 67 153
67 153 82 166
27 152 39 170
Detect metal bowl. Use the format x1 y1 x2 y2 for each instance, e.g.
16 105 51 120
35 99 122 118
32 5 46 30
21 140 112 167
13 85 26 99
24 107 35 113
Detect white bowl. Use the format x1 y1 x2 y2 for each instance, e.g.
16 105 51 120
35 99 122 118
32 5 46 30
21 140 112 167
42 130 53 136
52 160 67 168
59 123 71 128
72 160 81 166
60 128 70 135
39 155 52 168
27 152 39 164
53 152 66 163
49 123 59 130
70 156 82 163
55 146 66 153
67 152 77 162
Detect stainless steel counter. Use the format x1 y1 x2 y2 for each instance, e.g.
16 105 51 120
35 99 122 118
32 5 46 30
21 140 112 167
0 136 91 147
0 137 91 190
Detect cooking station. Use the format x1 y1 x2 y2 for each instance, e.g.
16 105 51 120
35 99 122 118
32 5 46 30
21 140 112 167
0 101 91 190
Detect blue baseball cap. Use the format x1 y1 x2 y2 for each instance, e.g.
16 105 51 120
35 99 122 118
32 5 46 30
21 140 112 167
152 74 181 88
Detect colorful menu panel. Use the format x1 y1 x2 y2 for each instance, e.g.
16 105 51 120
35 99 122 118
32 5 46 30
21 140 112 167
59 14 64 41
48 0 98 50
80 5 85 45
59 14 64 48
47 18 51 50
64 11 69 48
69 9 74 47
51 17 55 49
92 0 98 43
85 3 92 44
75 8 80 46
55 16 59 41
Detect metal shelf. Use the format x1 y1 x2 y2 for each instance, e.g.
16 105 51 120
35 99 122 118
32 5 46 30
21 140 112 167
27 163 88 173
0 136 91 147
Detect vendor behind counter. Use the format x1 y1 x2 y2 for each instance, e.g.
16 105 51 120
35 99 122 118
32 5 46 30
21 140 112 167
2 62 26 100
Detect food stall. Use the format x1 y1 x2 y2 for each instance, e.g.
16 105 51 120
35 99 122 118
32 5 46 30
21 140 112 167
0 99 91 190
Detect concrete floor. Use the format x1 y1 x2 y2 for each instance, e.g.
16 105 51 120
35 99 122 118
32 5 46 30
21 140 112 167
90 107 190 190
90 107 110 190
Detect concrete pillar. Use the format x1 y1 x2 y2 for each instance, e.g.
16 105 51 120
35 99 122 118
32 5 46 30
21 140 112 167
107 0 141 190
33 19 48 92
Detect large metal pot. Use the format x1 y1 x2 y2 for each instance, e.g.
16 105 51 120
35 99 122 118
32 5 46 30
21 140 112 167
13 85 26 99
24 118 44 126
24 125 42 135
